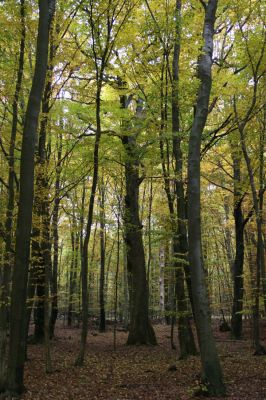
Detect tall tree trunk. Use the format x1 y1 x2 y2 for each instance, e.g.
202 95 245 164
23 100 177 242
159 247 165 314
113 211 120 350
231 149 244 339
50 131 62 337
0 0 25 390
5 1 52 394
223 196 234 276
173 238 197 358
75 80 102 366
171 0 197 358
68 230 76 327
33 14 56 342
122 242 129 329
122 129 156 345
239 124 266 354
118 91 156 345
258 118 266 314
42 188 52 373
99 182 106 332
164 242 172 325
187 0 225 395
146 178 153 293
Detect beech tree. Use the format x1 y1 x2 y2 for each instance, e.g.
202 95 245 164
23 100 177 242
2 1 55 395
187 0 226 395
121 94 157 345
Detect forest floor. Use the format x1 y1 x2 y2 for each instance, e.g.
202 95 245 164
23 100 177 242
22 320 266 400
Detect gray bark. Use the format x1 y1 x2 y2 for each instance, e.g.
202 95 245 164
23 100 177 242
187 0 226 395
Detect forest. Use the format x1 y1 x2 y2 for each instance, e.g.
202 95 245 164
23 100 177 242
0 0 265 399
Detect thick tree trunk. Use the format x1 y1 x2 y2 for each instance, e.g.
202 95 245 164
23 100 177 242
187 0 225 395
122 131 156 345
4 1 51 395
33 15 56 343
0 0 25 390
118 90 156 345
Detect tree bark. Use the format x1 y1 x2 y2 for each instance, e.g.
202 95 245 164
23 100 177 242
5 1 52 394
0 0 25 390
159 247 165 313
171 0 197 358
187 0 226 395
239 124 265 354
49 130 62 337
231 149 244 339
75 79 102 365
118 93 156 345
33 12 56 343
68 228 78 327
99 182 106 332
121 111 156 345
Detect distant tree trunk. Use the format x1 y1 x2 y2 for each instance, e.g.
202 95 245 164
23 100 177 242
159 247 165 314
42 189 52 373
258 121 266 314
163 243 172 326
187 0 225 395
75 78 102 365
159 76 196 355
0 0 25 390
231 149 244 339
5 1 52 394
68 230 77 327
113 211 120 350
32 224 45 342
122 242 129 329
99 182 106 332
223 196 234 276
49 132 62 337
239 123 265 354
